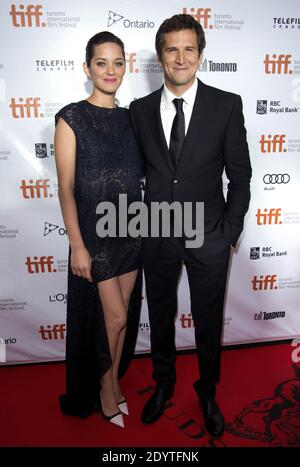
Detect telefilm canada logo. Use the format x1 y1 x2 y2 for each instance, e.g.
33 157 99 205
273 17 300 29
35 59 75 72
107 10 155 29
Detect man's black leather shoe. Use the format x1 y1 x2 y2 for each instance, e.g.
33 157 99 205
193 381 225 437
141 384 174 424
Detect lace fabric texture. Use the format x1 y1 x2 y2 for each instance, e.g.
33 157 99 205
55 101 142 418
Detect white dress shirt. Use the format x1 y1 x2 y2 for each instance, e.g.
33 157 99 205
160 78 198 148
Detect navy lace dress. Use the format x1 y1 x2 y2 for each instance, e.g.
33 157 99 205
55 101 142 418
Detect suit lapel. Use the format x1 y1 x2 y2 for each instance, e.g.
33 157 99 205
175 79 207 174
144 87 175 173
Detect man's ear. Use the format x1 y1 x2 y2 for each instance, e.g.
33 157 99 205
83 62 91 79
198 53 203 65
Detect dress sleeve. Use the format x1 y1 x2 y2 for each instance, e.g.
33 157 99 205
55 103 77 134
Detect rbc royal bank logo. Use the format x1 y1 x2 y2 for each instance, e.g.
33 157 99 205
9 4 46 28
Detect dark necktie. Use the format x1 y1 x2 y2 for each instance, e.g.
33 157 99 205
169 98 185 168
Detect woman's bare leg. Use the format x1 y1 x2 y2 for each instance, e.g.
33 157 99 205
112 269 139 402
97 277 126 416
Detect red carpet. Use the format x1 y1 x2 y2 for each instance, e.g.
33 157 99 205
0 343 299 447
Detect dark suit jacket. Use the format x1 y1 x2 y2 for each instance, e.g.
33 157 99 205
130 79 252 265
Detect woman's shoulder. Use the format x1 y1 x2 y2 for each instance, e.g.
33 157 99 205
55 101 84 127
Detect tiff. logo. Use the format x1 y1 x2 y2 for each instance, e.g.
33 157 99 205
20 179 52 198
260 134 286 153
183 7 213 29
180 313 194 329
9 4 45 28
251 275 278 291
39 324 66 340
256 208 282 225
10 98 42 118
26 256 56 273
126 53 138 73
264 54 292 74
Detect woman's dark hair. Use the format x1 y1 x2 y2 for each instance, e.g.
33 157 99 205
155 14 206 60
85 31 125 66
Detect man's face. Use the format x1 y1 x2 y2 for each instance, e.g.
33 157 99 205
159 29 202 91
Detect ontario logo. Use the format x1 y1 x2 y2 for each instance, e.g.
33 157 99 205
107 10 154 29
43 222 66 237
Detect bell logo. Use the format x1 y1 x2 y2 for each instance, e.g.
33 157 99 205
126 53 138 73
20 179 52 198
9 4 46 28
183 7 213 29
256 208 282 225
10 97 43 118
26 256 56 273
260 134 286 153
39 324 66 340
264 54 292 74
252 275 278 291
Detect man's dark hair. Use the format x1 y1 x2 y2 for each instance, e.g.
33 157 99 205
155 14 206 60
85 31 125 66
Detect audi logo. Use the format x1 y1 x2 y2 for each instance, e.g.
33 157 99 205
263 173 290 184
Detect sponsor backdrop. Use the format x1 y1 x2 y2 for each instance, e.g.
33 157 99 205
0 0 299 364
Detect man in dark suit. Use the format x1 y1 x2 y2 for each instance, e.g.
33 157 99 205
130 14 252 437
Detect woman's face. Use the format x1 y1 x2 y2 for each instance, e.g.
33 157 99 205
84 42 125 95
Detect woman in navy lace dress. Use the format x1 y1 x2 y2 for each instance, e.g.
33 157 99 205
54 32 142 428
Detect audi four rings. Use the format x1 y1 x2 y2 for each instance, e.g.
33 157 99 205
263 173 290 184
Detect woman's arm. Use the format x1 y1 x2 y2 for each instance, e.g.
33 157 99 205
54 118 92 282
